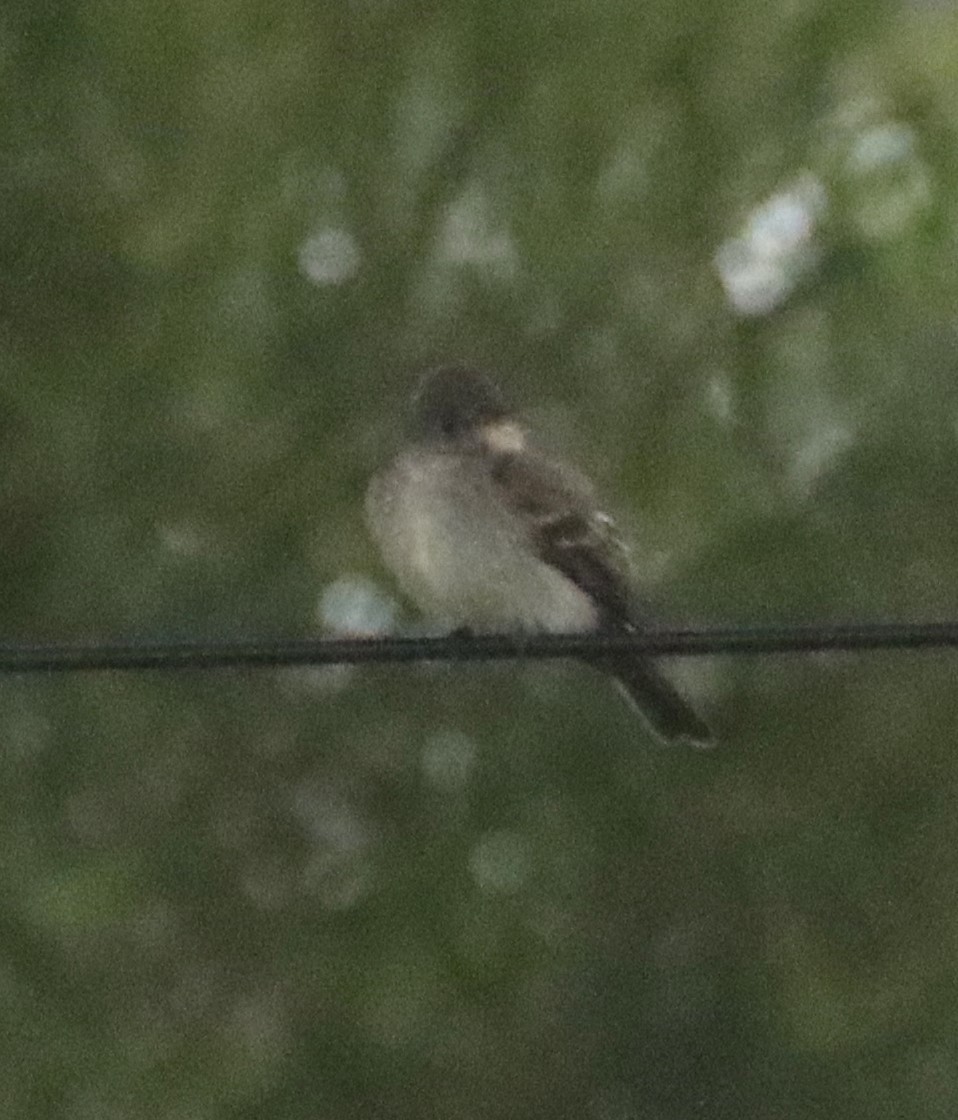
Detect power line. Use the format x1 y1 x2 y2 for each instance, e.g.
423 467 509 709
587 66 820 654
0 622 956 674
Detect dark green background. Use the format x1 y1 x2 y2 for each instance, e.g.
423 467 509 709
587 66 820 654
4 0 958 1116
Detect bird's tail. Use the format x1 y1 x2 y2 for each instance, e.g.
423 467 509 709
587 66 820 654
589 654 714 747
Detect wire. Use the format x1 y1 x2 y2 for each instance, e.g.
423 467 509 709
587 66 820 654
0 622 956 673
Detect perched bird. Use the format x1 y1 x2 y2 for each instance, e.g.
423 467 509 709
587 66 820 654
365 365 712 746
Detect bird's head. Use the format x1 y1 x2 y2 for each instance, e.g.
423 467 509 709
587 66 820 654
412 366 525 452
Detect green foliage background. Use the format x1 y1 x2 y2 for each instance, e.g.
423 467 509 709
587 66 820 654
4 0 958 1116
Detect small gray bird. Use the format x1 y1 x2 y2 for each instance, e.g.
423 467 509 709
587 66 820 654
365 365 712 746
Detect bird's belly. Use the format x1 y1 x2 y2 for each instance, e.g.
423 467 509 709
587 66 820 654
369 456 597 633
401 510 596 631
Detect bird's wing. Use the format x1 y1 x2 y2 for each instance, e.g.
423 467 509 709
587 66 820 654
489 446 711 746
488 449 637 626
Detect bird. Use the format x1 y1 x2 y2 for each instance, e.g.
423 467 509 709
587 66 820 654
365 365 713 746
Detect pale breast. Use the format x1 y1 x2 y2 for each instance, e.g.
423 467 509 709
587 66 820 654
366 449 597 633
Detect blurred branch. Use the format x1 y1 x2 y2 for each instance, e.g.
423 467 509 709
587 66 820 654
1 622 958 673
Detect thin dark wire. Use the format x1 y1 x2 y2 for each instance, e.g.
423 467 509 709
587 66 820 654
0 622 957 673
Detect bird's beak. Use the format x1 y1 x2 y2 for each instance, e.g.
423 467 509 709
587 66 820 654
480 419 526 454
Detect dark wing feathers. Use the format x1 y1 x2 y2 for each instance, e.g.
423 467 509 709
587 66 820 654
489 450 635 625
488 446 714 746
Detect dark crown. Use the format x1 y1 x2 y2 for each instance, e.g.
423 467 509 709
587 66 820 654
413 365 509 439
